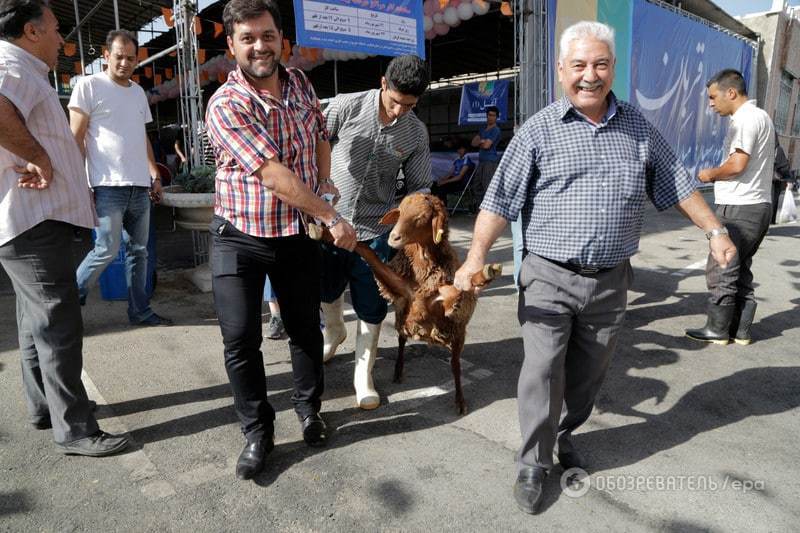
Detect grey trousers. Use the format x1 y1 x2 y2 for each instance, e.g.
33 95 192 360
0 220 99 443
706 203 771 306
516 253 632 471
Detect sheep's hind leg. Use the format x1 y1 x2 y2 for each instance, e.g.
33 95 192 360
451 339 467 415
393 335 407 383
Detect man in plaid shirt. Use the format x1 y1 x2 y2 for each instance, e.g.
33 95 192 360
454 21 736 514
205 0 356 481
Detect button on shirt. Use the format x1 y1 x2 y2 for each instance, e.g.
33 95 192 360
206 66 327 238
481 94 696 268
0 41 96 246
324 89 432 241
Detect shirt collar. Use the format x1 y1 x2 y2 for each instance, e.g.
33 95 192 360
232 64 290 102
559 91 619 126
733 99 757 119
0 40 49 76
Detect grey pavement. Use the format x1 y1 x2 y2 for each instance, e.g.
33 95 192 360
1 191 799 532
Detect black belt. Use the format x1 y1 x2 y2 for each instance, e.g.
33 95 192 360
540 255 616 275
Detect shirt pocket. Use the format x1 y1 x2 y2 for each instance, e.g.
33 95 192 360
367 145 403 204
619 159 647 203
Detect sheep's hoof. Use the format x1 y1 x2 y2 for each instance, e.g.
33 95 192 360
484 263 503 280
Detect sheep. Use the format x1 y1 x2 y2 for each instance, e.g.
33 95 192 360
344 193 501 414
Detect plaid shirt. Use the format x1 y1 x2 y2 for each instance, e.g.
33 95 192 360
206 66 327 237
482 93 696 267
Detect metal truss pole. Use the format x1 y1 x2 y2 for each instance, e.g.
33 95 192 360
518 0 548 122
174 0 203 169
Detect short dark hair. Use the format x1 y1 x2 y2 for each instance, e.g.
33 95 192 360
106 29 138 54
384 55 429 97
223 0 282 38
0 0 48 40
706 69 747 96
485 105 499 117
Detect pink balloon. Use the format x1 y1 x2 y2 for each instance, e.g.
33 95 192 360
425 29 436 40
423 0 435 16
451 0 461 6
434 22 450 36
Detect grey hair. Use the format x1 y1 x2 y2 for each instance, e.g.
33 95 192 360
559 21 615 62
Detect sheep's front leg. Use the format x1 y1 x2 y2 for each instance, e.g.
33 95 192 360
393 335 406 383
354 243 415 302
450 338 467 415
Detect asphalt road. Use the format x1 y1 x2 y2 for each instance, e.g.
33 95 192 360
1 192 799 532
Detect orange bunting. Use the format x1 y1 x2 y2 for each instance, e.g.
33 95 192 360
217 72 227 83
137 47 148 61
144 66 153 78
198 49 206 64
73 61 82 74
214 22 224 38
161 7 174 28
154 74 162 85
63 42 76 57
193 17 202 35
165 67 173 79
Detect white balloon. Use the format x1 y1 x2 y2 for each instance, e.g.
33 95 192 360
458 2 474 20
443 6 460 26
472 0 490 16
424 15 433 31
433 12 443 24
322 49 332 60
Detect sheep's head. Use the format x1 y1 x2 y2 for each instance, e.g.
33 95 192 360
381 193 449 249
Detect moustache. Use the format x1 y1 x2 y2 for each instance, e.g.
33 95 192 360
576 81 604 90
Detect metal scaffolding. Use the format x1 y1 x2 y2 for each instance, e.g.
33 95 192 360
173 0 204 169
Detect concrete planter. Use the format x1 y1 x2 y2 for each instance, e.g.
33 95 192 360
160 185 215 231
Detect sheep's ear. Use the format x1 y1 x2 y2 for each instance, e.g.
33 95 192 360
380 208 400 226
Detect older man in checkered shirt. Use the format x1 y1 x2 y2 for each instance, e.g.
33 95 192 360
454 21 737 515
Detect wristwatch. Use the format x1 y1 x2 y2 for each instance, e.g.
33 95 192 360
326 213 342 228
705 227 729 240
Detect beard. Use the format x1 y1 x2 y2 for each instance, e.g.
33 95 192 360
241 53 279 80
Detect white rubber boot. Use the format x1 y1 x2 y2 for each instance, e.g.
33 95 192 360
321 295 346 363
354 320 381 410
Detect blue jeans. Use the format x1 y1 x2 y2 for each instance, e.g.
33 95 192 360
320 232 392 324
76 186 154 323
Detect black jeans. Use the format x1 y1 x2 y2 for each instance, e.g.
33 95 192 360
210 216 323 442
706 203 771 306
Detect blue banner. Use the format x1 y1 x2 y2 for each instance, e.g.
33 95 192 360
293 0 424 59
457 80 510 126
630 0 754 174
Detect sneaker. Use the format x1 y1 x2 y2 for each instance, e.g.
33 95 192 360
131 313 174 327
266 316 286 340
55 430 130 457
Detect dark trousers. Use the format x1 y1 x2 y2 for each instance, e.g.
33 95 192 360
430 180 466 204
706 203 771 306
0 221 99 443
516 253 631 471
210 216 323 443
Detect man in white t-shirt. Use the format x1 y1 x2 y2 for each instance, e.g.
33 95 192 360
686 69 774 346
69 29 171 326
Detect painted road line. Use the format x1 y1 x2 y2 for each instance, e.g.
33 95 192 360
81 370 177 500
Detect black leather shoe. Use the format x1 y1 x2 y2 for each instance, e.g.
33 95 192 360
513 467 547 515
54 430 129 457
236 434 275 480
557 450 587 471
300 413 327 447
131 313 174 327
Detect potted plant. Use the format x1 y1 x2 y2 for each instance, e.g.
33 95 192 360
161 165 216 230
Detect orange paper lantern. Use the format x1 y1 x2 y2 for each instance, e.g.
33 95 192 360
63 42 76 57
132 74 140 83
193 17 202 35
214 22 224 37
165 68 173 79
198 49 206 64
137 47 148 61
61 73 71 84
161 7 174 28
218 72 227 83
144 66 153 78
154 74 162 85
73 61 82 74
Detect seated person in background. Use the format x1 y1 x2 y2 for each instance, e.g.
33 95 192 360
431 142 474 204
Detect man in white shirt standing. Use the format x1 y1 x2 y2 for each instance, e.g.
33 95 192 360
69 29 171 326
687 69 774 346
0 0 128 456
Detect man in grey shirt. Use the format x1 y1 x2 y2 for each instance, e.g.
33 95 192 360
320 55 432 410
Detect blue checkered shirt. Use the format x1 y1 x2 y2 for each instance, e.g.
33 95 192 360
481 94 696 268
